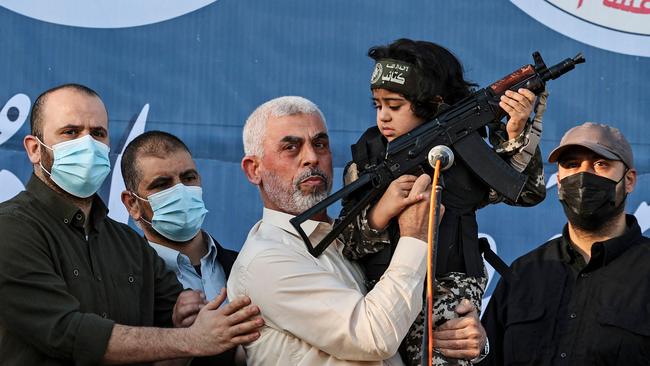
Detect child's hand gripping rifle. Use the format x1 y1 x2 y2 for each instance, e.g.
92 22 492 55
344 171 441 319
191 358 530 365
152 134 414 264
291 52 585 257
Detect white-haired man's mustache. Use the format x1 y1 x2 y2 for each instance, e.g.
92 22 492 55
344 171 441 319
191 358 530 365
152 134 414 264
294 168 330 187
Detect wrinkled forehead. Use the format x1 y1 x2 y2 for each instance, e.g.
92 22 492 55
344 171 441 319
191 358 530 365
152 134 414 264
137 148 195 173
42 89 108 128
135 151 199 190
266 112 328 142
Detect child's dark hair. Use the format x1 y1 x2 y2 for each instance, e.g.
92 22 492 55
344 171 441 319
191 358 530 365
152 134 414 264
368 38 477 120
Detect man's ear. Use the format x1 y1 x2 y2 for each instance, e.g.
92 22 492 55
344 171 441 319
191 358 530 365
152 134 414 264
242 156 262 185
121 190 142 220
624 168 637 194
24 135 42 164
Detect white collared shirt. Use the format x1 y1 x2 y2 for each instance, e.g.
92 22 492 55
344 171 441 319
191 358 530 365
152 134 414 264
149 232 227 301
227 208 427 366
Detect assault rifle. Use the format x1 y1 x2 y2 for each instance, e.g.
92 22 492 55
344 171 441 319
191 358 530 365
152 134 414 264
291 52 585 257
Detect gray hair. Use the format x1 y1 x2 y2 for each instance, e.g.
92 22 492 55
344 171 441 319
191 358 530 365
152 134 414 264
242 96 327 157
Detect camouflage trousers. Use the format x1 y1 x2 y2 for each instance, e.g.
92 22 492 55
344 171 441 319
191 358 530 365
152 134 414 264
399 272 487 366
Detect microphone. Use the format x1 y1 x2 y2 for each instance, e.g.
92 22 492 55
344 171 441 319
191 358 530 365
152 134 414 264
427 145 454 171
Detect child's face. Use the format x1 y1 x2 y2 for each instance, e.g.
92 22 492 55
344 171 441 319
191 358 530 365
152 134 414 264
372 88 424 142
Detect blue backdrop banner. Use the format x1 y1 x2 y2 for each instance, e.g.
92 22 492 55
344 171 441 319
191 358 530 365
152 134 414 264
1 0 648 301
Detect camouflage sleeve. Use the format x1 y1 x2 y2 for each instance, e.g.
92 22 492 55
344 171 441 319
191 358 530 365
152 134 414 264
490 122 528 156
484 121 546 207
337 162 391 260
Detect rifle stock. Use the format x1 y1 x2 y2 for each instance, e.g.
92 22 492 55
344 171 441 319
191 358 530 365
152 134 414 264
291 51 585 257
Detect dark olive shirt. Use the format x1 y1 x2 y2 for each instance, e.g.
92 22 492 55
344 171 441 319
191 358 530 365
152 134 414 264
480 215 650 365
0 175 183 366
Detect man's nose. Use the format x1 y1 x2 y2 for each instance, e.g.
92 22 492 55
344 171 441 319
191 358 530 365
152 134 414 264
301 145 319 167
78 130 104 142
578 161 596 174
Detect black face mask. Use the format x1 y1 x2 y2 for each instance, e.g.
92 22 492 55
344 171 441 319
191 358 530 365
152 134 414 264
558 171 626 231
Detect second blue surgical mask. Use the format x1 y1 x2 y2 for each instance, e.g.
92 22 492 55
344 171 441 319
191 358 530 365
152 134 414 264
134 183 208 242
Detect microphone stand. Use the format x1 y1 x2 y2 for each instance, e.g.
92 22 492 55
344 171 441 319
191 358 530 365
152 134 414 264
421 149 449 366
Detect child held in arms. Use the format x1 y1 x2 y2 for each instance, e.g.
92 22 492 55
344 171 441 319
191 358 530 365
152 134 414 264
339 38 546 365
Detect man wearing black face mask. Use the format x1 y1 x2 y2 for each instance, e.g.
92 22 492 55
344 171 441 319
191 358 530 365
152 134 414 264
479 122 649 366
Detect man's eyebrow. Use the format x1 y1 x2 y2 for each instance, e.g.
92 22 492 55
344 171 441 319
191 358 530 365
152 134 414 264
313 132 329 140
559 151 601 162
90 126 108 133
280 136 304 144
558 153 578 161
56 123 82 131
146 176 172 189
180 169 199 178
56 124 107 133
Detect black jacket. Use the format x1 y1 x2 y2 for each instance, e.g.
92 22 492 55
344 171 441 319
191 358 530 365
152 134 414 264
480 215 650 365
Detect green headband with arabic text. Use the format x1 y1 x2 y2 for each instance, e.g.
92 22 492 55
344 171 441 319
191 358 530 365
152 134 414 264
370 58 418 96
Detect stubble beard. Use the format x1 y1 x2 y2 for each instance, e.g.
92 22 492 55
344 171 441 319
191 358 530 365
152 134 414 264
262 167 331 215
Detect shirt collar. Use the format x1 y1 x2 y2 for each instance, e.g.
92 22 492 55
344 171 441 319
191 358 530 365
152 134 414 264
26 174 108 230
560 214 644 269
262 208 340 254
204 232 219 261
262 207 323 238
148 231 217 270
559 228 587 271
148 241 181 270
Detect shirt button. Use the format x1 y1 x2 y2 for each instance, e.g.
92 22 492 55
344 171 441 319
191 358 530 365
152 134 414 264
75 214 82 220
101 312 107 318
128 275 135 283
570 313 577 319
96 276 102 282
63 219 69 224
560 352 567 358
73 269 79 276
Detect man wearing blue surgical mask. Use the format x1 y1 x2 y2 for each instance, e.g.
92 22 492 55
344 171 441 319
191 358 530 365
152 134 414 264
0 84 263 366
120 130 242 365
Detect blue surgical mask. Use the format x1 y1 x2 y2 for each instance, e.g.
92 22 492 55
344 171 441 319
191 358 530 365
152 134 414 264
133 183 208 242
38 134 111 198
